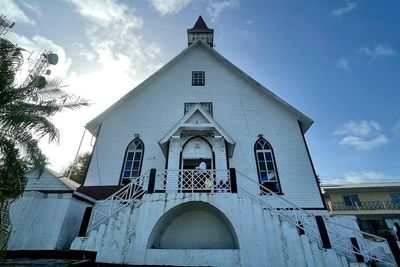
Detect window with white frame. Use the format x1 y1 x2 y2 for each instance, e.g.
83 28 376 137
121 138 144 184
255 138 280 193
184 102 213 116
192 71 205 86
343 194 361 207
390 193 400 204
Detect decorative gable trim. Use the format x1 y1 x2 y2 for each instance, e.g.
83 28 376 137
158 104 235 157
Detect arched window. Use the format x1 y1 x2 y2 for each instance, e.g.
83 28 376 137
254 138 281 193
121 138 144 185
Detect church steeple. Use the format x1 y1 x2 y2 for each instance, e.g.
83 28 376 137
187 16 214 47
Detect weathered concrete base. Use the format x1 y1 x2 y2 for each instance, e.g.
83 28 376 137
71 193 367 266
9 192 89 250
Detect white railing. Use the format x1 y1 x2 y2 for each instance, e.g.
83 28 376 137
155 169 231 193
329 201 400 211
325 219 395 264
235 170 396 266
87 173 149 232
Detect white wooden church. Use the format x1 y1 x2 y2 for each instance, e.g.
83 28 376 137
9 17 398 266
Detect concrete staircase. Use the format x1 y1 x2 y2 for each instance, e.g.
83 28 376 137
70 170 396 266
71 193 380 267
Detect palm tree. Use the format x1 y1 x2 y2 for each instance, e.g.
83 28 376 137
0 37 88 256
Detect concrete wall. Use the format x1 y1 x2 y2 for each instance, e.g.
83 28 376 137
8 192 88 250
84 44 323 208
154 209 237 249
71 193 360 266
57 198 91 249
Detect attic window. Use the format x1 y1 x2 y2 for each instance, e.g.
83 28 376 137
184 102 213 116
192 71 205 86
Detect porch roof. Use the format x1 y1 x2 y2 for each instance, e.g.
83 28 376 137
158 104 236 157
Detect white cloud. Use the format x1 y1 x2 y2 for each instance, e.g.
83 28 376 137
336 58 350 70
393 120 400 137
72 42 97 61
332 2 357 17
358 44 396 60
207 0 239 22
148 0 191 16
67 0 143 28
0 0 35 25
66 0 161 78
334 120 389 150
344 171 385 183
38 0 164 171
323 171 400 184
22 2 42 17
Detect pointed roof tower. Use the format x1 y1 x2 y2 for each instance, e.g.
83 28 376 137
187 16 214 47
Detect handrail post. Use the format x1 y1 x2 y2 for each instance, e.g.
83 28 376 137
229 168 238 193
148 168 156 193
386 235 400 267
315 215 332 249
350 237 364 262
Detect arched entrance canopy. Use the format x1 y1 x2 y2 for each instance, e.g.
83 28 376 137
158 104 235 157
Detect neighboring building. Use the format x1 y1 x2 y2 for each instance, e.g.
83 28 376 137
8 168 89 250
323 183 400 237
8 17 398 266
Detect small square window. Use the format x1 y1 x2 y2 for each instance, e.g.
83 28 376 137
192 71 205 86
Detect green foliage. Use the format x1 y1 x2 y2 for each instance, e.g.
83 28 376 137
0 202 10 259
63 152 91 184
0 36 89 257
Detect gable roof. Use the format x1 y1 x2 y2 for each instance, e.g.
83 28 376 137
86 40 313 135
26 167 80 192
159 104 236 156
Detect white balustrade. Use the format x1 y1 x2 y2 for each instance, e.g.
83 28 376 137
88 173 148 232
155 169 231 193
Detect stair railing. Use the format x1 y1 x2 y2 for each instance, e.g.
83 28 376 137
87 171 149 232
235 170 396 266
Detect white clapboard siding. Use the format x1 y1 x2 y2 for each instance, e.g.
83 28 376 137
84 42 323 208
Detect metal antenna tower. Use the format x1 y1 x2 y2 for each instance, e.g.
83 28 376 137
0 15 15 36
22 50 59 87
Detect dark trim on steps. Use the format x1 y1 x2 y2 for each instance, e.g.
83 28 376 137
5 250 97 261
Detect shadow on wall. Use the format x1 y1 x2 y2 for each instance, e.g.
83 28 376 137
147 201 239 249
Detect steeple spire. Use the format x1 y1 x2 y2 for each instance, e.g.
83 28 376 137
187 16 214 47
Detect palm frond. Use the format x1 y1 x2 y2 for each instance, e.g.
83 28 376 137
0 202 11 260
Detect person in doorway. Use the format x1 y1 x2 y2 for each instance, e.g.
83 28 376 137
196 158 206 170
196 158 209 190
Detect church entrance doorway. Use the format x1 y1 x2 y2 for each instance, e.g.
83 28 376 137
181 137 213 170
180 137 214 192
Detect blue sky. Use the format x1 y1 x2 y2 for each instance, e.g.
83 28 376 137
2 0 399 184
